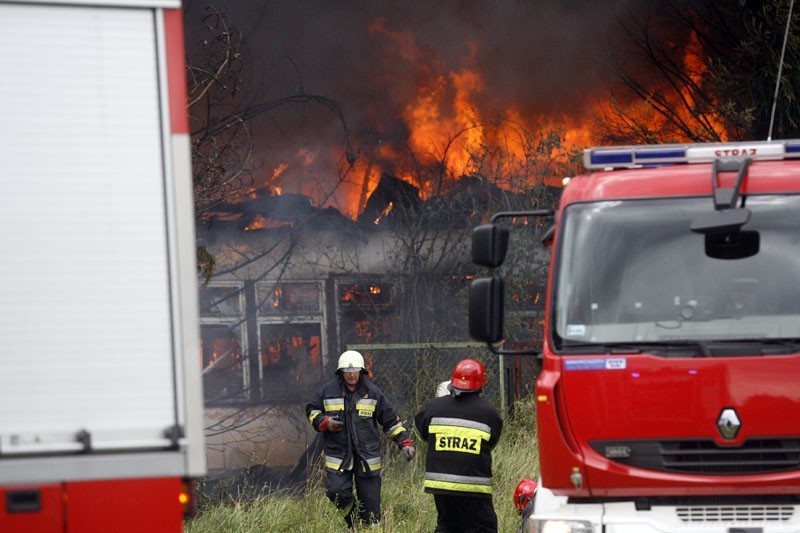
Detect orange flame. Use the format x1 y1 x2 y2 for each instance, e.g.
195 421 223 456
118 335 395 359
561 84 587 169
592 29 727 144
272 163 289 180
681 31 727 139
243 23 725 223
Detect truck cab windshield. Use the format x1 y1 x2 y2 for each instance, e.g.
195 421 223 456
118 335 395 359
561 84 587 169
553 194 800 352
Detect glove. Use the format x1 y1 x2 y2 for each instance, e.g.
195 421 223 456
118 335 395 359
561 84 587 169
400 438 416 461
318 415 344 432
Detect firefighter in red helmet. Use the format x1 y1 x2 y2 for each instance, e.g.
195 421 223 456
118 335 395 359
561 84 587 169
413 358 503 532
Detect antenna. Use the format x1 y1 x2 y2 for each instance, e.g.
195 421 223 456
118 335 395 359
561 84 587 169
767 0 795 141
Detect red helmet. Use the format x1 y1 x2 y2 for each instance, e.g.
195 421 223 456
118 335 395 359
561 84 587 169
513 478 538 514
450 358 487 392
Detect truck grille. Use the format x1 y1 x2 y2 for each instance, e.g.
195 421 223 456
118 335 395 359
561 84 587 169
676 505 794 523
589 438 800 475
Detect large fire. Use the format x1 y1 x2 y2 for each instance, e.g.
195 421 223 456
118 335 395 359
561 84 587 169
210 8 728 225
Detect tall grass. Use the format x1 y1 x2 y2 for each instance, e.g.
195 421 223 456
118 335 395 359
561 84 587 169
185 396 538 532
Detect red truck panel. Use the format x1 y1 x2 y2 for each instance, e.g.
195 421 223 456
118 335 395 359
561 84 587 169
1 478 184 532
0 484 63 532
541 353 800 497
164 8 189 135
65 477 183 533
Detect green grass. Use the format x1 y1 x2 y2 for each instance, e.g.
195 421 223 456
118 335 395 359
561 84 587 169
186 397 538 532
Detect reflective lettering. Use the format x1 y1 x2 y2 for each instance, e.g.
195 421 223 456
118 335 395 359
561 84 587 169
715 148 757 157
434 434 481 454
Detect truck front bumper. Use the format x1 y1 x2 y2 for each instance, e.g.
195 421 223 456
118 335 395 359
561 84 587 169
523 484 800 533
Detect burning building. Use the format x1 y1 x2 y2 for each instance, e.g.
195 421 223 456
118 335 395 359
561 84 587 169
197 174 557 483
184 0 735 488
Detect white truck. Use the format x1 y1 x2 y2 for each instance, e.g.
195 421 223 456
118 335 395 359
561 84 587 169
0 1 205 531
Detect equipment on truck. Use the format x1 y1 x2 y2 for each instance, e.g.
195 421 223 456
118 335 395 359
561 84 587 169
0 1 204 531
514 478 538 514
469 140 800 532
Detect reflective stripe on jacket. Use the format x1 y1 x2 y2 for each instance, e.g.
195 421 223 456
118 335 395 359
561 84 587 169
414 393 503 497
424 472 492 495
306 375 408 476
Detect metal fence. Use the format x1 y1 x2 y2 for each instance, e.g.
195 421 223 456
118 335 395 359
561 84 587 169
349 342 540 419
200 341 541 502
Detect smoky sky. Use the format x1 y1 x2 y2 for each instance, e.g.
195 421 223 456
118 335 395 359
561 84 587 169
187 1 646 129
184 0 648 206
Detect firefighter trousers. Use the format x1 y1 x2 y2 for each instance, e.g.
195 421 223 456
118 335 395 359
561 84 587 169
325 467 381 527
433 494 498 532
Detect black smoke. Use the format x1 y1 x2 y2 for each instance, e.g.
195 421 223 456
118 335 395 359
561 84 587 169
184 0 647 212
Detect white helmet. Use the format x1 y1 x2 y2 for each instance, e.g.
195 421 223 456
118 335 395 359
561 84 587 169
337 350 366 373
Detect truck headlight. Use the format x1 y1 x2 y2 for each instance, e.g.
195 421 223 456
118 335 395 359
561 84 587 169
530 519 594 533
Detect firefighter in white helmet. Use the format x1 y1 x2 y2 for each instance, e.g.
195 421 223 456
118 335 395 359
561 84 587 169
306 350 415 528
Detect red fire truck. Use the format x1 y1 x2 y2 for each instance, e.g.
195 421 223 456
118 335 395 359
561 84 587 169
0 1 204 531
470 140 800 532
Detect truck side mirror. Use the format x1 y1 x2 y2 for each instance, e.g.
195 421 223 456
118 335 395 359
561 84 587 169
472 224 509 267
705 230 759 260
469 277 504 343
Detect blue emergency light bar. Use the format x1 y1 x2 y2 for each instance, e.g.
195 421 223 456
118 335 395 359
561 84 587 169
584 139 800 170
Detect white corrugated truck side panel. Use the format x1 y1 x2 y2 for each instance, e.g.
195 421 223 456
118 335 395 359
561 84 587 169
0 0 204 483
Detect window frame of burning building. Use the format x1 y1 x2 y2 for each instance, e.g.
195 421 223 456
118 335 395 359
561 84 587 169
334 277 395 376
256 281 326 402
198 283 248 403
199 280 328 405
337 281 393 309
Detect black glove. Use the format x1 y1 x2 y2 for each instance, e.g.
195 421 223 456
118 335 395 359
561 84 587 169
319 415 344 432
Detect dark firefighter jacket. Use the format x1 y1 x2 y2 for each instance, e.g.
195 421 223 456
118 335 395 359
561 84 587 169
306 375 409 477
414 392 503 497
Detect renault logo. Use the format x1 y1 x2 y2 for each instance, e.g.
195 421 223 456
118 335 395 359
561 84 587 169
717 408 741 440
